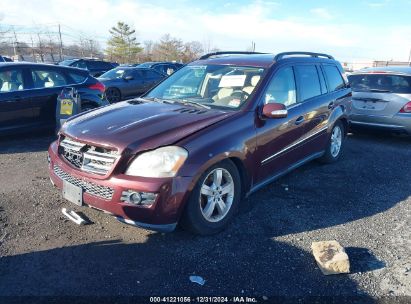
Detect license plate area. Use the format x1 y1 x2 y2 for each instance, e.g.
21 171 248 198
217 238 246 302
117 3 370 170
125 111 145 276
63 180 83 206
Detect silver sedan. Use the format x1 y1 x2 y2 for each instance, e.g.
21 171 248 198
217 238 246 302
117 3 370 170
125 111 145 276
348 66 411 135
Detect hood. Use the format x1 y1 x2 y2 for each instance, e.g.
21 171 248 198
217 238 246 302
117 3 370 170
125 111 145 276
61 100 235 154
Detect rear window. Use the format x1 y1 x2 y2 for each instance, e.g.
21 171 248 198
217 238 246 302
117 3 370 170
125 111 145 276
68 72 87 84
349 74 411 93
323 65 345 92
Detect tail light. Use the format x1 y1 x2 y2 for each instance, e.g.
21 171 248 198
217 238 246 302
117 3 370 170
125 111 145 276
88 82 105 93
399 101 411 113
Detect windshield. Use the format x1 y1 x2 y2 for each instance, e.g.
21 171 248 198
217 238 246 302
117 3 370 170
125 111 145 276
145 65 265 109
349 74 411 93
99 68 128 79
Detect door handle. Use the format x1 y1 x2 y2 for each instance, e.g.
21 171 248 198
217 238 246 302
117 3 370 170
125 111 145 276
295 116 305 125
328 101 335 109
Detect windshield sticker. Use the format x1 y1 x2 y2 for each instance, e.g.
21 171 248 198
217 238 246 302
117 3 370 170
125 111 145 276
228 99 241 107
218 75 246 88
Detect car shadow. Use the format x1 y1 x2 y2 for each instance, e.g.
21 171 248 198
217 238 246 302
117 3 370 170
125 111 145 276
239 130 410 238
0 133 55 154
0 237 373 300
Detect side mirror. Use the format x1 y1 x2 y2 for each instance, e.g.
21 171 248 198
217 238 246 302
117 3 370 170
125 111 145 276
123 75 134 81
262 103 288 119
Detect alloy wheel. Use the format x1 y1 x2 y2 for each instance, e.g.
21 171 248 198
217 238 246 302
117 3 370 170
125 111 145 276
330 125 342 157
199 168 235 223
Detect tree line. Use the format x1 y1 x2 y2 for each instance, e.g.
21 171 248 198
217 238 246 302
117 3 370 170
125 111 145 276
0 20 219 64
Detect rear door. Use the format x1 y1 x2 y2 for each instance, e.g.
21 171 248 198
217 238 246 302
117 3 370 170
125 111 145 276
349 73 411 118
293 64 333 154
27 67 71 127
142 69 164 92
0 67 34 133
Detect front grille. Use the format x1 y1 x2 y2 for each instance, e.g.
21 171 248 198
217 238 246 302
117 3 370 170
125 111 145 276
54 165 114 200
59 137 119 175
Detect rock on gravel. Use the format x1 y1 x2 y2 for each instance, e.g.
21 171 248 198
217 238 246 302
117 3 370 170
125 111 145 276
312 240 350 275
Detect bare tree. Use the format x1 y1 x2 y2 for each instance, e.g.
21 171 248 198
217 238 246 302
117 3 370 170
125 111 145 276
152 34 184 61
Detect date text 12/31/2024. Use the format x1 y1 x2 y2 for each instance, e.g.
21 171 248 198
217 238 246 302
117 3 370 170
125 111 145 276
149 296 259 303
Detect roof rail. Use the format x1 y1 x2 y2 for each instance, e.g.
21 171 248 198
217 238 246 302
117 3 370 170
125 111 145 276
274 52 334 61
199 51 266 60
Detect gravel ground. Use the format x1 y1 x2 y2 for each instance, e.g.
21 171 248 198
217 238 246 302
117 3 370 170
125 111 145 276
0 130 410 302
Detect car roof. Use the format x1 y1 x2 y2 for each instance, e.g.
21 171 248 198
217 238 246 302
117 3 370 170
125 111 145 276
0 61 89 73
190 53 337 68
352 66 411 76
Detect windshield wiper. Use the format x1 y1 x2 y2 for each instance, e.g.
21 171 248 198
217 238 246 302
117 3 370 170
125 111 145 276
178 99 211 109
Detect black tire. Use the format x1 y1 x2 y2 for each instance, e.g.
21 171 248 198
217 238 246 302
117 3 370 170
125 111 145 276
181 160 242 235
319 121 345 164
106 87 122 103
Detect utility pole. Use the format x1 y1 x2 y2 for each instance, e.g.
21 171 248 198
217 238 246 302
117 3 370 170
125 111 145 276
30 35 36 62
37 33 44 62
12 29 18 60
58 24 63 61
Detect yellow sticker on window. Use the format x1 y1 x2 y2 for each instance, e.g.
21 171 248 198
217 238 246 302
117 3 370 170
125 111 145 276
60 99 73 115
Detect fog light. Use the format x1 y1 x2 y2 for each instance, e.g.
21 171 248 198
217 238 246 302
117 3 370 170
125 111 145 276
121 190 157 206
129 192 142 204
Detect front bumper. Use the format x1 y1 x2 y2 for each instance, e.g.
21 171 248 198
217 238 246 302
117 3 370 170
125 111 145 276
349 113 411 134
48 141 193 232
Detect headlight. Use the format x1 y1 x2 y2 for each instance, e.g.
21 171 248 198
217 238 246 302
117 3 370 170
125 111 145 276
125 146 188 178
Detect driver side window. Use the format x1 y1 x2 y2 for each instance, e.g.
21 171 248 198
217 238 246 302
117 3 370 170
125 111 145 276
264 67 296 106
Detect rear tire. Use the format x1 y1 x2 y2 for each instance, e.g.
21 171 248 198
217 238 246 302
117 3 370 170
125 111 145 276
319 121 345 163
181 160 242 235
106 87 122 103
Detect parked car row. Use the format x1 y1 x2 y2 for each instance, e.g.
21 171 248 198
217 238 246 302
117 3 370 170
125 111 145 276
58 58 118 77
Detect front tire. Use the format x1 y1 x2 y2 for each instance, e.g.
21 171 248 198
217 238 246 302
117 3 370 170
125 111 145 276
319 121 345 163
181 160 242 235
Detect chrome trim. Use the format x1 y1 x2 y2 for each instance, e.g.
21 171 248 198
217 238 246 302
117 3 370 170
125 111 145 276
60 137 86 152
59 137 119 175
53 165 114 200
271 109 288 116
261 125 328 164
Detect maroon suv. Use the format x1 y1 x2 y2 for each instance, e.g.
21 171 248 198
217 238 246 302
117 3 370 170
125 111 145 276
48 51 352 235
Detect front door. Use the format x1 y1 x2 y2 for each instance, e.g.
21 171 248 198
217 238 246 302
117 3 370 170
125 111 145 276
0 67 34 133
255 66 308 183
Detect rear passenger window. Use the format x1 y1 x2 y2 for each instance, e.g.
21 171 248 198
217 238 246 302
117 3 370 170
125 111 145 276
323 65 345 92
31 69 68 88
264 67 297 106
144 70 162 78
0 69 24 92
68 72 87 84
295 65 321 101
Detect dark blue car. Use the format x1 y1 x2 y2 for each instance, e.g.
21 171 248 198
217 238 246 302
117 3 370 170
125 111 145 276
0 62 108 135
